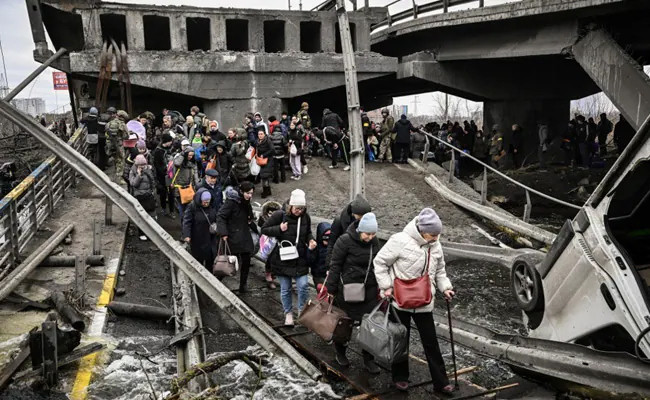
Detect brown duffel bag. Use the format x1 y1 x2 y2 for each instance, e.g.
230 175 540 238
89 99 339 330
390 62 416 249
298 296 353 345
212 239 237 277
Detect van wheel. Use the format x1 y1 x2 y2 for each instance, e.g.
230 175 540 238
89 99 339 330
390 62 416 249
511 261 544 312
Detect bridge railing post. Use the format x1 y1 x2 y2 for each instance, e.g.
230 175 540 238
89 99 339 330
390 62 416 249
523 190 532 223
443 0 449 13
481 166 487 205
422 137 430 165
449 149 455 183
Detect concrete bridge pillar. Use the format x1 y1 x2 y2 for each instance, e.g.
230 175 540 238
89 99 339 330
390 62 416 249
126 12 145 51
249 18 264 52
483 99 569 165
285 20 300 52
204 97 283 133
80 10 102 49
210 15 227 51
321 18 336 53
170 15 187 51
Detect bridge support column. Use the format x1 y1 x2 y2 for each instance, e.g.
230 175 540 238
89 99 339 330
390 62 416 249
204 97 283 134
571 28 650 130
483 99 569 165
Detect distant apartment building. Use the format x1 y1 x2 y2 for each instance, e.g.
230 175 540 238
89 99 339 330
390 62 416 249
11 98 46 117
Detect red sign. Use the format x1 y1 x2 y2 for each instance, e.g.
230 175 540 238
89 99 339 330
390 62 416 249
52 72 68 90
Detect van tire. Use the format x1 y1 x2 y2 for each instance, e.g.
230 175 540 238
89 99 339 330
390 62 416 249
511 261 544 312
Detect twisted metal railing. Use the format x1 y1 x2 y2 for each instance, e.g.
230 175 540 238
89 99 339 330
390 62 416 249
0 127 86 273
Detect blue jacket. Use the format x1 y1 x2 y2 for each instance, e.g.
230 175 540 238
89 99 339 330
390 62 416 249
308 222 331 278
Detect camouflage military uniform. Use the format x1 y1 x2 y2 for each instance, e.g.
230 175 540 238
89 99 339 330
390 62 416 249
489 132 505 169
105 114 128 179
296 108 311 130
378 115 395 162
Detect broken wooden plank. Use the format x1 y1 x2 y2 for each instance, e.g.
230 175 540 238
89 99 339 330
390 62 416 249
0 341 30 391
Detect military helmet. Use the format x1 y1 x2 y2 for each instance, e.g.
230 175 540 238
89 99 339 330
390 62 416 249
117 110 129 120
89 107 98 116
381 108 389 114
107 106 117 114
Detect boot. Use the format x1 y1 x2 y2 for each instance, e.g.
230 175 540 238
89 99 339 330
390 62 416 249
284 312 294 327
335 344 350 367
363 354 381 374
261 186 269 199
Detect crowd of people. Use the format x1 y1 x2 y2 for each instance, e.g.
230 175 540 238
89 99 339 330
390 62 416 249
419 111 635 177
78 102 458 396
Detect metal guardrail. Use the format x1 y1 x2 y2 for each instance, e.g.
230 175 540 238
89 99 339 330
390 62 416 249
372 0 487 30
418 129 581 223
0 127 86 273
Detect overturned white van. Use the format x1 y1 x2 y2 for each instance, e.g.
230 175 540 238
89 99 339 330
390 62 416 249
513 124 650 359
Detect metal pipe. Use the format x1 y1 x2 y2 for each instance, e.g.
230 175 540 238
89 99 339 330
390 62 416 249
419 129 581 210
107 301 173 321
51 291 85 331
3 47 67 102
0 99 322 380
0 223 74 302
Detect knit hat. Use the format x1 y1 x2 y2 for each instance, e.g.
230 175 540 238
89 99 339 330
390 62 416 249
200 191 211 202
181 139 190 146
289 189 306 207
136 140 147 149
350 194 371 215
210 120 218 129
357 212 378 233
161 133 173 144
134 154 147 166
417 208 442 235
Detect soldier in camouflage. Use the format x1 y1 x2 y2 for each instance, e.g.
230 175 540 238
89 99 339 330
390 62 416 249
105 109 128 181
378 108 395 162
296 102 311 130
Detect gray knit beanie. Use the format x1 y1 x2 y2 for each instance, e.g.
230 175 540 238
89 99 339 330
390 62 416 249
350 194 371 215
417 208 442 235
357 212 378 233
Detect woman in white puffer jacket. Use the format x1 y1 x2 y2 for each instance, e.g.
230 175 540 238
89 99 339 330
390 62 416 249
373 208 455 395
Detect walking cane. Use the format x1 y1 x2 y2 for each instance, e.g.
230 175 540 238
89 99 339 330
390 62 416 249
446 298 460 391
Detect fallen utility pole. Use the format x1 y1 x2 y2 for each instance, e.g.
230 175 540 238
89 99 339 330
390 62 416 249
0 223 75 302
0 99 321 380
107 301 173 321
336 0 365 200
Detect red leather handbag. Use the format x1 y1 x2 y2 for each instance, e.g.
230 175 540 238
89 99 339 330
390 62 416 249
393 248 432 309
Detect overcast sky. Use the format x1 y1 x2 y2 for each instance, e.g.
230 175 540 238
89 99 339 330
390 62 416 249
0 0 517 116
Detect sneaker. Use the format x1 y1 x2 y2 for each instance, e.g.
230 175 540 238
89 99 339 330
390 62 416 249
335 352 350 367
139 235 148 241
289 176 296 180
329 165 338 169
343 166 351 171
395 381 409 391
303 166 308 174
294 175 301 180
284 312 294 326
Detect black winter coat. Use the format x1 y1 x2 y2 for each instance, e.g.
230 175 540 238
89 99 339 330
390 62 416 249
197 179 223 213
321 109 345 131
270 130 287 157
182 188 218 263
326 203 355 266
325 221 380 321
256 136 275 179
393 117 415 144
308 222 331 279
152 144 172 183
216 188 255 254
261 210 314 277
